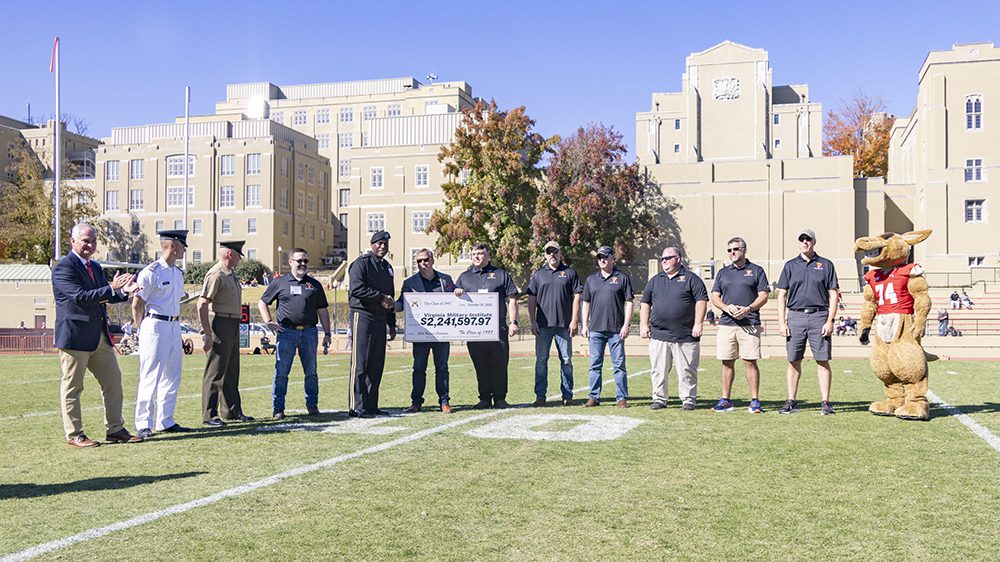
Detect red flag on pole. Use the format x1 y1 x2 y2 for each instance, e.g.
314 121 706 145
50 37 59 73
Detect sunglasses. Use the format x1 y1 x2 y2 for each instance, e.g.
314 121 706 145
799 236 814 242
292 259 309 264
416 258 431 264
596 255 610 260
661 256 679 261
545 247 560 255
727 247 744 253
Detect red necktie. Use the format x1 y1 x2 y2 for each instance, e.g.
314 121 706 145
85 261 96 282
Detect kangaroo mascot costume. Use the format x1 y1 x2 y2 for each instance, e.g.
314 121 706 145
854 230 932 421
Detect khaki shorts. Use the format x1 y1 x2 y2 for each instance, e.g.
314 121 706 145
716 324 761 361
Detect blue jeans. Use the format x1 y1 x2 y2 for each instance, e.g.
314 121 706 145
534 326 573 400
411 342 450 405
588 331 628 401
272 327 319 412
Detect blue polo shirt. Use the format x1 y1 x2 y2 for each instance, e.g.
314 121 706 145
581 268 634 332
641 267 708 343
776 253 839 309
711 261 770 327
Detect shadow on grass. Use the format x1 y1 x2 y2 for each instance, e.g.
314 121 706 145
0 471 207 500
930 402 1000 420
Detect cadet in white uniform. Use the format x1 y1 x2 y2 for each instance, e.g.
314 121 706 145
132 230 189 437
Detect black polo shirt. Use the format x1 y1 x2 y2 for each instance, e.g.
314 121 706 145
455 263 518 326
260 273 329 327
711 261 770 327
526 263 583 329
348 253 396 320
581 268 634 332
641 267 708 343
776 253 839 309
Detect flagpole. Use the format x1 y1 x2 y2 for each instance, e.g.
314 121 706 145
182 85 190 270
52 37 61 261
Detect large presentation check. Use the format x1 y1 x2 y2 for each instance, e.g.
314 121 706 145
402 292 500 343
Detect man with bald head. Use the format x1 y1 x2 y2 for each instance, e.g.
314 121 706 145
53 223 143 447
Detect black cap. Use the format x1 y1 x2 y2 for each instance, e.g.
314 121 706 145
370 230 391 244
157 229 188 248
595 245 614 258
220 240 245 256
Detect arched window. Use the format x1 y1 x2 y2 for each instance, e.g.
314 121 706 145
966 95 982 129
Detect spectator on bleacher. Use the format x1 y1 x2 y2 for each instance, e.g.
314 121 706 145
17 321 27 330
835 316 847 336
844 316 857 336
961 290 974 309
950 291 961 310
706 309 717 326
947 325 962 337
937 309 949 336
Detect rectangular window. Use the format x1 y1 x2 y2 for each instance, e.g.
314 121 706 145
281 157 289 178
370 167 384 189
310 225 315 240
271 111 283 124
308 194 315 213
320 172 327 190
969 256 985 266
155 220 164 232
339 133 353 148
167 186 194 207
411 211 431 233
246 184 261 207
282 221 288 235
308 167 315 184
192 250 202 264
339 213 348 230
297 191 304 211
192 219 202 234
129 159 143 179
316 109 330 124
166 155 194 177
415 165 429 187
674 119 681 130
965 159 983 182
965 199 985 222
387 103 401 117
410 248 421 272
221 219 231 234
362 132 369 147
366 212 385 233
317 134 330 149
363 105 377 121
105 190 119 211
220 185 235 208
319 198 326 217
130 219 141 235
458 244 471 261
247 153 261 175
673 143 680 153
340 107 354 123
966 96 982 130
299 224 305 238
220 154 234 176
174 219 183 230
297 164 305 181
247 217 257 234
106 160 119 181
321 229 326 242
129 189 143 210
280 188 288 210
774 114 780 125
339 188 350 207
247 249 257 259
339 159 351 177
293 110 307 125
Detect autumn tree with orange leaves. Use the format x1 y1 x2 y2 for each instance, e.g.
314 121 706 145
823 90 895 178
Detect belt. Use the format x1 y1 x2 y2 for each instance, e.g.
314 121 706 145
280 323 313 330
146 313 179 321
213 312 241 319
790 308 827 314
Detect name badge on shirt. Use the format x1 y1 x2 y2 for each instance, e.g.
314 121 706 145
160 281 171 286
478 289 489 293
290 285 303 296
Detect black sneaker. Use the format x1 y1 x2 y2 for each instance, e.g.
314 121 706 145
821 401 835 416
649 401 667 410
779 400 799 414
681 402 696 411
273 411 286 421
307 405 321 416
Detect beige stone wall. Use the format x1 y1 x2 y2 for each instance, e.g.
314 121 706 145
0 282 55 329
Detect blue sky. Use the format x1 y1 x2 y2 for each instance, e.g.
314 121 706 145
3 0 997 158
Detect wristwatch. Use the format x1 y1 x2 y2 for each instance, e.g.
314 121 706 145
324 332 332 337
510 320 519 325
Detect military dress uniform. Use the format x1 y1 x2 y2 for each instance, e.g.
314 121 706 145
200 242 247 422
348 232 396 417
135 248 188 432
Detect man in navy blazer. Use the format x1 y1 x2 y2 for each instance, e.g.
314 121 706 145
53 223 142 448
396 248 455 413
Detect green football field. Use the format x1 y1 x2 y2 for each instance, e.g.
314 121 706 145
1 350 999 561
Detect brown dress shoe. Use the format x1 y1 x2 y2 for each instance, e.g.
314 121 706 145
617 399 629 408
403 404 422 414
532 398 546 407
440 403 453 414
67 435 100 448
106 429 144 444
584 398 599 407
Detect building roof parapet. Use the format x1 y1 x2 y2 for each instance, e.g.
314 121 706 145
226 78 423 102
107 118 322 155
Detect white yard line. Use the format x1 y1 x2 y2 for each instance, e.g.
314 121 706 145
0 409 507 562
927 390 1000 454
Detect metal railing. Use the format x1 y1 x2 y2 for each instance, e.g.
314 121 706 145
0 333 56 353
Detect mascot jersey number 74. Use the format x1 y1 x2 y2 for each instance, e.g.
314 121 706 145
855 230 932 421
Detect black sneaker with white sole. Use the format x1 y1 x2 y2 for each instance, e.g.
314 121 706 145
779 399 799 414
821 401 835 416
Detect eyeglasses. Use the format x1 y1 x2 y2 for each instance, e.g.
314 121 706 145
292 259 309 264
661 256 679 261
727 247 744 253
544 247 560 255
596 255 609 260
416 258 431 264
798 236 814 243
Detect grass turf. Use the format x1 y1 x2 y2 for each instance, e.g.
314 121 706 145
1 352 999 560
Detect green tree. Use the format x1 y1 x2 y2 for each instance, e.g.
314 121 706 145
429 99 557 285
235 259 270 284
0 143 98 263
533 124 663 269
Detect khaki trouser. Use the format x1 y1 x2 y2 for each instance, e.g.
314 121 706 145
649 339 700 405
59 336 125 439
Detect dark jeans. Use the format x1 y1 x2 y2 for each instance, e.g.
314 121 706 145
411 342 450 405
